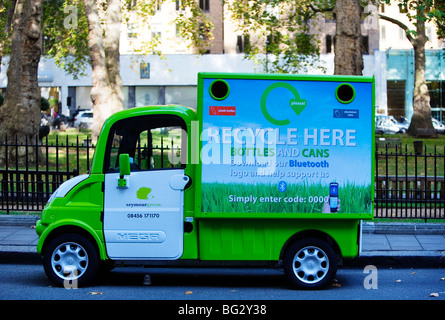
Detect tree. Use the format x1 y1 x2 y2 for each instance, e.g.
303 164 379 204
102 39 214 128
227 0 326 74
42 0 90 78
227 0 374 75
378 0 442 135
0 0 42 166
0 0 17 74
174 0 215 54
0 0 221 148
83 0 123 140
333 0 363 75
431 0 445 38
42 0 215 140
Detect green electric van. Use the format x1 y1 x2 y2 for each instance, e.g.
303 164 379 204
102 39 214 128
36 73 374 289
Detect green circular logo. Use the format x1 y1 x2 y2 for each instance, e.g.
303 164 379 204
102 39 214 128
260 82 307 125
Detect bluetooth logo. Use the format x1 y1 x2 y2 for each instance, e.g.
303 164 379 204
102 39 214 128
278 181 287 192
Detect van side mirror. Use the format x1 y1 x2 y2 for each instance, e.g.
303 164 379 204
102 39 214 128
118 153 131 188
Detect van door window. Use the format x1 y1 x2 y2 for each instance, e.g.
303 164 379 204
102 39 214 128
105 115 186 173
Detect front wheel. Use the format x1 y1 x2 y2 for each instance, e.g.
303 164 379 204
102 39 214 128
283 238 337 290
43 233 99 288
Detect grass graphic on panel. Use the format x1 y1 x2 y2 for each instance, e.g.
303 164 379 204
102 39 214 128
202 182 372 214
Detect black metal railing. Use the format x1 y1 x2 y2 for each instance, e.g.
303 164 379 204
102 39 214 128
0 134 180 213
1 134 444 220
0 135 94 213
374 141 445 220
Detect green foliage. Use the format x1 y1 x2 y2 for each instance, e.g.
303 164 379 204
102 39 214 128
173 0 214 54
40 97 49 111
0 0 89 78
42 0 90 79
0 0 14 58
227 0 328 74
123 0 214 55
382 0 445 33
431 0 445 38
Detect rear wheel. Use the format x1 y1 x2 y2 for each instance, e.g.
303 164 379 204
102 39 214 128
43 233 99 287
283 238 337 290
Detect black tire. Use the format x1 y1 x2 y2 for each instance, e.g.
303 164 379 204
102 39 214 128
283 238 337 290
43 233 99 288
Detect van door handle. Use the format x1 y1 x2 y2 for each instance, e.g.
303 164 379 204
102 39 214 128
169 175 190 190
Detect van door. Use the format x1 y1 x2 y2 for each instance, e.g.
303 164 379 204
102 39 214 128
102 115 188 260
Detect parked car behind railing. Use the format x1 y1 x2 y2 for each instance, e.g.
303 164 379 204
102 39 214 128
375 115 408 134
375 117 401 134
74 109 93 129
432 118 445 134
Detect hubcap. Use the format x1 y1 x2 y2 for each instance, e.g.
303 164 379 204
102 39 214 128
51 242 89 281
292 246 329 284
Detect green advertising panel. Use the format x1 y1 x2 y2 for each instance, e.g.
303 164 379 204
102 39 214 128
197 73 374 219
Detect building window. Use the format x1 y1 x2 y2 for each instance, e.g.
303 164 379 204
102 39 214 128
381 25 386 40
387 80 406 118
198 22 210 40
266 34 280 54
199 0 209 11
236 35 250 53
155 0 161 11
135 87 159 107
399 4 408 13
75 86 93 110
428 80 445 122
140 62 150 79
426 27 432 42
361 35 369 54
165 86 197 109
326 35 332 53
176 24 182 37
266 4 279 19
176 0 182 10
399 28 406 40
127 23 138 39
151 23 162 41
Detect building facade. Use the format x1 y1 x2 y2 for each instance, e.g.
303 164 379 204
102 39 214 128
0 1 443 122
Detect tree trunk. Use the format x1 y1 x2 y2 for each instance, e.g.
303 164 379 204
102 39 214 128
333 0 363 75
407 14 434 135
379 7 434 136
84 0 123 141
0 0 42 166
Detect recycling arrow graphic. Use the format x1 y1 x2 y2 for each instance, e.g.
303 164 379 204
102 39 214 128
260 82 307 126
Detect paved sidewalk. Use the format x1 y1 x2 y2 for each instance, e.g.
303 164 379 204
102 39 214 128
360 233 445 257
0 220 444 258
360 222 445 258
0 226 39 253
